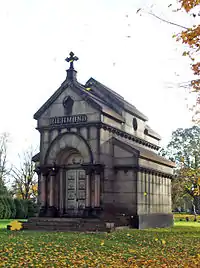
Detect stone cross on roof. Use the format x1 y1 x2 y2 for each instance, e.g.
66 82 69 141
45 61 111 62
65 52 79 70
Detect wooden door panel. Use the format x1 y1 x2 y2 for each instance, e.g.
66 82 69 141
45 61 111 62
66 170 77 209
66 169 86 212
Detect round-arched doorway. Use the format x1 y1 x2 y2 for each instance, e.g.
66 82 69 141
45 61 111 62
57 149 87 216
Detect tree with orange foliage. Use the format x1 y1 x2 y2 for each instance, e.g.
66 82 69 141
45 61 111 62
176 0 200 92
138 0 200 121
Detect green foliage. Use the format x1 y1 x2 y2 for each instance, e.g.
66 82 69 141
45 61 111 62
13 198 37 219
164 126 200 167
0 197 4 219
0 196 13 219
0 183 8 196
3 197 11 219
21 200 28 218
26 199 38 217
14 199 25 219
6 198 16 219
0 176 9 197
161 126 200 213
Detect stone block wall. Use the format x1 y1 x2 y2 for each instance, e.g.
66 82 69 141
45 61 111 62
37 86 100 128
137 172 172 215
100 129 114 210
100 129 138 215
113 170 137 214
121 111 160 148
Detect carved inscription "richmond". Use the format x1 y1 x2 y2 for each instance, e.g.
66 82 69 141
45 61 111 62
50 115 88 125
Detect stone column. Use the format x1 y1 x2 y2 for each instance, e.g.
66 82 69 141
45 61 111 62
49 172 55 207
85 171 91 208
148 172 152 213
40 174 47 207
94 171 100 208
48 165 59 208
155 174 159 213
158 175 161 213
151 173 156 213
35 168 42 205
45 166 59 217
137 171 142 215
37 167 49 217
161 177 164 212
168 178 172 213
59 169 64 215
144 171 148 214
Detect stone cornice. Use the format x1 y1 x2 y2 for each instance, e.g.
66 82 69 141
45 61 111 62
101 123 160 150
38 163 104 175
82 163 105 175
114 165 173 178
139 166 173 178
39 164 59 176
37 121 160 151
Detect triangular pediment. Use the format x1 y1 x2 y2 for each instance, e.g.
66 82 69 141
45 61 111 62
112 137 139 157
34 80 102 121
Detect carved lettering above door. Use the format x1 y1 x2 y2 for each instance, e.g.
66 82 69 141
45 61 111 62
50 115 87 126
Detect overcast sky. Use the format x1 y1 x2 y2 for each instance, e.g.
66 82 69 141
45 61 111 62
0 0 195 166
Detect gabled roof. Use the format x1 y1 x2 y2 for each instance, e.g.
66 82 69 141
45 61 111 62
85 78 148 121
33 72 126 122
33 79 102 120
112 137 175 168
144 125 161 141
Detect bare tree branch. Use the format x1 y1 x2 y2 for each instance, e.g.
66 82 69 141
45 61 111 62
0 132 11 182
146 11 189 30
11 146 38 200
138 8 189 30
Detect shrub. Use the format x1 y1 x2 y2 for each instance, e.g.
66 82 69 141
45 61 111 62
21 199 29 218
27 199 38 217
0 197 4 219
6 197 16 219
3 197 11 219
0 197 11 219
13 199 39 219
14 199 25 219
20 199 38 218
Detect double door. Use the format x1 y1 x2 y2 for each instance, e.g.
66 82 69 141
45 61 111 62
66 169 86 211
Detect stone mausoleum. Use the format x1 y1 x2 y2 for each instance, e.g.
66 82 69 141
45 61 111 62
32 52 175 229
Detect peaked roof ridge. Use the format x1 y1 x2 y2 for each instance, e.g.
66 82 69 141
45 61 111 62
86 77 148 121
145 125 161 141
86 77 124 100
33 79 103 120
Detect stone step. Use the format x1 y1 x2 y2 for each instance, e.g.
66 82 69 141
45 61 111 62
28 218 102 223
21 216 130 232
22 222 107 232
29 221 105 226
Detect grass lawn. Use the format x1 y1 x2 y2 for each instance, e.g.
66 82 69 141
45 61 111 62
0 220 200 267
0 219 27 229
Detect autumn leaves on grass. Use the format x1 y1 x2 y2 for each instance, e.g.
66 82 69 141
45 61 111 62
1 223 200 267
9 220 22 231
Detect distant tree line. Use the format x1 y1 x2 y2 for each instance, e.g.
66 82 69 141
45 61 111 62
160 126 200 214
0 132 38 219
